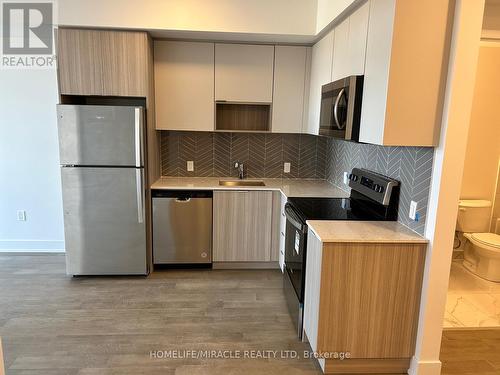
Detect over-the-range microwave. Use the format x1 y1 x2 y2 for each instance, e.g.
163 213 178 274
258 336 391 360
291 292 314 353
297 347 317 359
319 75 364 141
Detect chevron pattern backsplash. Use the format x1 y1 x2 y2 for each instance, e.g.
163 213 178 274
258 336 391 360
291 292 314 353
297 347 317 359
325 138 434 235
160 131 327 179
160 131 434 235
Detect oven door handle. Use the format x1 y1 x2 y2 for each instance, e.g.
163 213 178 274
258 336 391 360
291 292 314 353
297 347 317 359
284 204 306 232
333 88 346 130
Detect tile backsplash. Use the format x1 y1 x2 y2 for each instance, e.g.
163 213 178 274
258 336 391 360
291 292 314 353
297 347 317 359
160 131 434 235
325 138 434 235
160 131 327 179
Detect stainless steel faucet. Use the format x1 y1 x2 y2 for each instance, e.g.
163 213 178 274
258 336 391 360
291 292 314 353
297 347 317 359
234 162 244 179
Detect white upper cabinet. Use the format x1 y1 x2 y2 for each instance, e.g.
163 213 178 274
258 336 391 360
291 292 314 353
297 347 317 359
306 30 334 135
331 18 349 81
272 46 310 133
331 1 369 81
360 0 449 146
348 1 370 76
154 41 215 131
215 43 274 103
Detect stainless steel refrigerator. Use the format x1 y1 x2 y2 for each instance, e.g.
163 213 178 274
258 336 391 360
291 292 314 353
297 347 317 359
57 104 147 276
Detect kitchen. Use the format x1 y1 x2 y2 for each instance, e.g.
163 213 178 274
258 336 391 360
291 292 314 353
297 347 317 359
0 0 494 374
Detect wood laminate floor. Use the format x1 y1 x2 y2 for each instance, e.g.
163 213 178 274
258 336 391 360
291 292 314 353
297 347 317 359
2 255 500 375
0 254 320 374
441 329 500 374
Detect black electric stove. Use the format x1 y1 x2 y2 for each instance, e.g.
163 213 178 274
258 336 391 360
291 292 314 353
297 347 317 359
283 168 400 339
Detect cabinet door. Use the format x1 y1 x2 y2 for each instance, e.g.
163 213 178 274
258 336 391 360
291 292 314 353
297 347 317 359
272 46 308 133
306 30 334 135
154 41 215 131
213 191 272 262
348 1 370 76
215 44 274 103
100 31 149 97
57 29 103 96
331 18 350 81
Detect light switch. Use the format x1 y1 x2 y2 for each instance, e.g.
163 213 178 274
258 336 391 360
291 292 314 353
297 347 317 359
343 172 349 185
409 201 418 221
284 162 291 173
17 210 26 221
187 161 194 172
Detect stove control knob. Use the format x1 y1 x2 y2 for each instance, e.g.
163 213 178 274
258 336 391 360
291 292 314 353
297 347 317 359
374 184 384 193
350 174 358 182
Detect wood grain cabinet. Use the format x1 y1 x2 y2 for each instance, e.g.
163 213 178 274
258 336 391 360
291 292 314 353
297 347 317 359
359 0 451 146
272 46 311 133
57 29 104 96
303 232 426 374
213 191 273 262
215 43 274 103
57 28 150 97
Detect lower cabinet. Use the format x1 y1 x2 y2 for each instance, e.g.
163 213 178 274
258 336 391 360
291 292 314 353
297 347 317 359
278 193 287 271
213 191 273 262
304 232 426 374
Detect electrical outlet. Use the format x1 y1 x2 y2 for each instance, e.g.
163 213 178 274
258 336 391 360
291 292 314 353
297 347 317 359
409 201 418 221
284 162 291 173
17 210 26 221
343 172 349 185
187 161 194 172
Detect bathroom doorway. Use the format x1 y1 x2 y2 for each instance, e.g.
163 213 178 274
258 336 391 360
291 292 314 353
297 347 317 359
444 39 500 328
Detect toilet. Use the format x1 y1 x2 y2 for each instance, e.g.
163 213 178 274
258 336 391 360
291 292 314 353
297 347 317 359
457 200 500 282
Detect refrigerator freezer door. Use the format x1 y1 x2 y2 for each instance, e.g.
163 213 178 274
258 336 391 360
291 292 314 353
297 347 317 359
61 167 147 275
57 105 144 167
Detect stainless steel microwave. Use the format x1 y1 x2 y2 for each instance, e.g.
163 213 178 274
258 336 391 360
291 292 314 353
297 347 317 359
319 75 364 141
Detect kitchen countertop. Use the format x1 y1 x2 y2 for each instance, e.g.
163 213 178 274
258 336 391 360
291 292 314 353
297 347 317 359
307 220 428 244
151 177 350 198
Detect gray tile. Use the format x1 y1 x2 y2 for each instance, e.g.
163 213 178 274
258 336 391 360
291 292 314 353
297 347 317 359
264 134 283 178
298 135 317 179
214 132 231 177
248 134 266 178
195 132 214 177
282 134 299 179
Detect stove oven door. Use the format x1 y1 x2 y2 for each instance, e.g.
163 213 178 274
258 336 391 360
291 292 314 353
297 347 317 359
284 204 307 302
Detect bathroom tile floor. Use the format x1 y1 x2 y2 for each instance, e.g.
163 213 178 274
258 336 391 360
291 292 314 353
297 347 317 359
444 260 500 328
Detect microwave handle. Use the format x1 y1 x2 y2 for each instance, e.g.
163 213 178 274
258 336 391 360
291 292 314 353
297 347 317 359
333 88 346 130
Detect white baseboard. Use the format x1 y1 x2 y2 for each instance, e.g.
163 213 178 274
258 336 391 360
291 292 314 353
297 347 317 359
408 356 442 375
0 240 65 253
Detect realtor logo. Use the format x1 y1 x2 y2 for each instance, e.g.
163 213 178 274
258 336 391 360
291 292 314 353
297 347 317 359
2 2 53 54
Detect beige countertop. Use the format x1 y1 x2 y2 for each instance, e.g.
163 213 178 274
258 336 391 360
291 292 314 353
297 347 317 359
151 177 349 198
306 220 428 244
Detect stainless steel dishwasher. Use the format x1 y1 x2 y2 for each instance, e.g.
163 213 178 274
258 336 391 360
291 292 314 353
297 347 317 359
152 190 212 265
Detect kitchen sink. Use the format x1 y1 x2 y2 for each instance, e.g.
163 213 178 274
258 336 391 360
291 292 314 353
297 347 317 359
219 180 266 187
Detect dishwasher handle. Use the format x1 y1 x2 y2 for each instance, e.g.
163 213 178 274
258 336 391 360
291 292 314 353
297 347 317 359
175 197 191 203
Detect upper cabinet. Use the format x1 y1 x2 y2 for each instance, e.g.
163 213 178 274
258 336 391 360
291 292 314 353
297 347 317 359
57 29 150 97
154 41 215 131
100 32 150 97
331 19 349 81
348 1 370 76
359 0 450 146
306 30 334 135
332 0 369 80
57 29 104 96
272 46 311 133
215 44 274 103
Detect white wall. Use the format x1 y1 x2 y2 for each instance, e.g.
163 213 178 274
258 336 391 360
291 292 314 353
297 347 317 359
315 0 357 34
0 68 64 252
58 0 317 37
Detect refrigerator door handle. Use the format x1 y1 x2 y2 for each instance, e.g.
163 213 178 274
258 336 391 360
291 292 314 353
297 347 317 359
136 169 144 223
134 108 143 168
